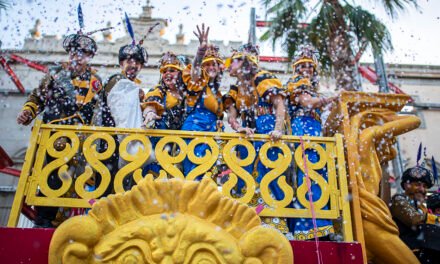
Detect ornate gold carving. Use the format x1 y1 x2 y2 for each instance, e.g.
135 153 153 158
259 142 293 209
294 142 330 210
326 91 421 263
38 131 80 198
222 139 256 204
9 123 351 243
114 134 152 193
49 177 293 263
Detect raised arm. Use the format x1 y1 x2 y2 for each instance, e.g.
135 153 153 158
191 23 209 82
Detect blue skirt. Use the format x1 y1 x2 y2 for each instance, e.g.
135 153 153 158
181 107 218 178
288 115 334 239
235 114 285 200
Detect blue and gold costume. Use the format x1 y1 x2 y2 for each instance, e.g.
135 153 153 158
181 47 224 176
142 52 186 176
142 84 185 130
224 70 286 197
225 45 289 233
286 46 334 240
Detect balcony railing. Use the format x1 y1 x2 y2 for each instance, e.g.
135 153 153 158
8 120 352 241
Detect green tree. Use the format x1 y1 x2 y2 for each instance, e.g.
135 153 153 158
261 0 418 90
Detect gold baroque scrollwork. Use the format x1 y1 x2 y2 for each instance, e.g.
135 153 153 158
222 139 256 204
185 137 219 181
155 136 187 180
39 131 80 198
294 142 330 210
258 142 294 209
49 177 293 264
75 133 116 199
114 134 152 193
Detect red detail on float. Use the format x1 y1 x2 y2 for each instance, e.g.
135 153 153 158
0 228 364 264
291 241 364 264
0 227 55 264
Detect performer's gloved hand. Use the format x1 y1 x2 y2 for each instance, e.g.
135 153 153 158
17 110 32 125
143 110 160 128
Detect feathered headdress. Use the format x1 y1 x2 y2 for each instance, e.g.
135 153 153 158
118 12 160 65
63 3 114 55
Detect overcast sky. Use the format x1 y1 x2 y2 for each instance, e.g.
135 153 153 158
0 0 439 65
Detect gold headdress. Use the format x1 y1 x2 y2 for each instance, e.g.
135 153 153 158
159 51 183 73
224 43 260 68
292 44 319 70
201 44 224 65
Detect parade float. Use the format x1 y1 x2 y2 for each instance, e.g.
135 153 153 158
0 89 420 263
0 1 427 263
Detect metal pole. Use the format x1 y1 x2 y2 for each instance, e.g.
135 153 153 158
249 7 256 44
373 50 389 93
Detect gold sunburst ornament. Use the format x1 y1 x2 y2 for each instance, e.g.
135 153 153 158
49 176 293 263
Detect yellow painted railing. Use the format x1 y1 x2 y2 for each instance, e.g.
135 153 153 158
8 120 352 241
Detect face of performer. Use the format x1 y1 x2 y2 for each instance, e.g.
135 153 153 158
404 181 428 202
120 57 143 80
69 49 94 75
228 58 244 78
297 62 315 78
203 60 221 79
162 68 180 88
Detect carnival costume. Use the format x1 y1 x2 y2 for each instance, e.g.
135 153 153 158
142 52 186 176
20 4 112 227
181 45 224 177
390 161 440 262
224 44 289 233
286 45 334 239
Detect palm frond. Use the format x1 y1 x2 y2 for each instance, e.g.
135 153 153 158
344 4 393 53
379 0 418 19
0 0 9 10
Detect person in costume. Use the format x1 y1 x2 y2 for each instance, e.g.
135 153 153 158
390 163 440 263
286 45 337 240
223 43 289 234
427 192 440 216
141 52 186 176
180 24 224 177
142 52 185 130
16 4 110 227
99 13 150 190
